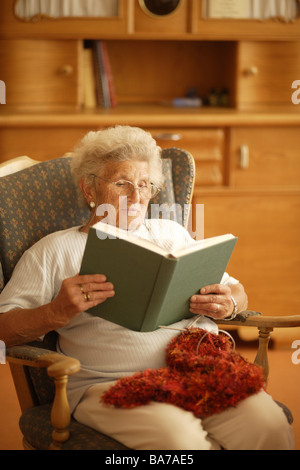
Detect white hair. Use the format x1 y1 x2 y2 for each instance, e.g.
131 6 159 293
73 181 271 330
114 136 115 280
71 126 164 206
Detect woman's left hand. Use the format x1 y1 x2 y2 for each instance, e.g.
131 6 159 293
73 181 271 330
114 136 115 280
189 284 234 320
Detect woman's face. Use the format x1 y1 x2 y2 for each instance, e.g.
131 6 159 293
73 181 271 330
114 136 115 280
86 160 151 230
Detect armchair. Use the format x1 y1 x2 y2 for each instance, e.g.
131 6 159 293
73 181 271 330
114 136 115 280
0 149 194 450
1 150 299 450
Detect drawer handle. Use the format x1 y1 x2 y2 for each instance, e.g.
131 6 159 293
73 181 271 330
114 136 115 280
243 66 259 77
59 65 74 76
154 133 183 141
239 145 250 169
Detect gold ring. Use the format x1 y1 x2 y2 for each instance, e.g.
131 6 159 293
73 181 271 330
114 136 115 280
83 293 90 302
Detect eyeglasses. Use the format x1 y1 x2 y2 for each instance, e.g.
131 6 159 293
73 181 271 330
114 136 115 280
91 175 160 199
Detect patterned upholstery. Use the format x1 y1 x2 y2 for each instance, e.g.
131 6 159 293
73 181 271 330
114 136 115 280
149 148 195 226
0 148 195 450
0 150 194 290
19 405 129 450
0 157 89 287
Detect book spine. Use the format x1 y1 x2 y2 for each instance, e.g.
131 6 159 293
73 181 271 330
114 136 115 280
100 42 117 108
141 257 178 332
83 48 97 109
93 40 111 108
92 41 105 108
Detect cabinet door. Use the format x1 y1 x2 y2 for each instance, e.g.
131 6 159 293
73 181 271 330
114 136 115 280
193 189 300 317
149 128 225 186
0 0 129 39
0 40 82 109
230 127 300 187
236 42 300 109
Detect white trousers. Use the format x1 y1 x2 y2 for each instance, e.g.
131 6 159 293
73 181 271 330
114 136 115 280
73 382 294 451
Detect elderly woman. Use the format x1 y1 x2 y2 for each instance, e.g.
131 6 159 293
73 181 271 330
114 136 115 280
0 126 293 450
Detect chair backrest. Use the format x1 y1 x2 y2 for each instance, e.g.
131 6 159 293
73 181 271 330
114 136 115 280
0 156 39 177
0 148 195 293
0 156 90 291
150 148 195 228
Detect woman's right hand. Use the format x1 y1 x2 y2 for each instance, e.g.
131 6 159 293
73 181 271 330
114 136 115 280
48 273 115 327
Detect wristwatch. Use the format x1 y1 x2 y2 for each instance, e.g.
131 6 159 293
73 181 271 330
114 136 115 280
224 296 238 321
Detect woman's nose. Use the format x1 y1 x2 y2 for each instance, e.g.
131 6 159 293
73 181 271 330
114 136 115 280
128 187 141 203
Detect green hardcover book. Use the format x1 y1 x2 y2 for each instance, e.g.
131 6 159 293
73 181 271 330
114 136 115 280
80 223 238 332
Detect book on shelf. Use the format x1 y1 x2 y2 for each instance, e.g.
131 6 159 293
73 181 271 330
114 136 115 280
79 222 238 332
82 48 97 109
100 41 117 108
82 41 117 109
92 41 117 109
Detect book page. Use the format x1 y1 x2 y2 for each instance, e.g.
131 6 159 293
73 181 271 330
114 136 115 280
172 234 236 258
92 221 168 256
92 221 236 259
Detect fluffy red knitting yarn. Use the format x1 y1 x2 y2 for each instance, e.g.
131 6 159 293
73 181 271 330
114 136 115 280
102 328 265 419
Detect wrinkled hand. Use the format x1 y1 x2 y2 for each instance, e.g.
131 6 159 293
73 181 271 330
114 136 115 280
190 284 234 320
49 273 115 327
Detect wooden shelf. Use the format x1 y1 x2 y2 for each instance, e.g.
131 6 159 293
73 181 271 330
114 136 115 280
1 105 300 128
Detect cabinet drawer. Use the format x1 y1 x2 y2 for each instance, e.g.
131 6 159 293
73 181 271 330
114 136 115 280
0 40 82 109
230 127 300 187
0 127 90 162
150 128 225 186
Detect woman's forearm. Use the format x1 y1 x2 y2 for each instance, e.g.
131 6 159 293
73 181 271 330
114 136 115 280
0 304 61 348
230 283 248 314
0 273 115 348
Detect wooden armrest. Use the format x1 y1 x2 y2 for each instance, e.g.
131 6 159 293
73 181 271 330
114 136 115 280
7 345 80 450
216 311 300 381
7 345 80 371
216 311 300 329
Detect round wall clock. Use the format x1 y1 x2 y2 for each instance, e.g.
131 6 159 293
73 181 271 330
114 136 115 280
139 0 182 17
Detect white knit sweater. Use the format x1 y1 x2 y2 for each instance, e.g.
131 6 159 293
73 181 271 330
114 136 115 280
0 219 238 412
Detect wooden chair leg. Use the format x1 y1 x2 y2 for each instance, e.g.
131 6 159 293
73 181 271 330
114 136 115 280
254 327 273 382
49 374 71 450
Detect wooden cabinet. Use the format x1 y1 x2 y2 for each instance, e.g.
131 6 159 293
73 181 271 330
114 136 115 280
1 0 299 40
193 188 300 316
193 123 300 317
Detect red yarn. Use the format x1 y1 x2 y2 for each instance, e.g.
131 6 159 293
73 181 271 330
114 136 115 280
102 329 265 418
